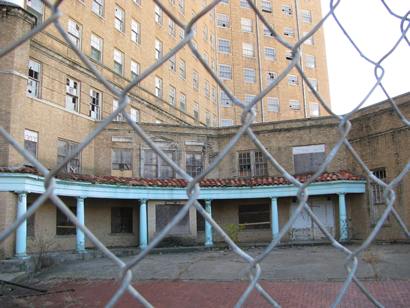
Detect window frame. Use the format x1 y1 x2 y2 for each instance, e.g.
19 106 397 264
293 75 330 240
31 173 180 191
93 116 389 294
112 148 133 171
57 138 81 174
65 77 80 112
89 88 102 120
114 5 125 32
27 59 41 98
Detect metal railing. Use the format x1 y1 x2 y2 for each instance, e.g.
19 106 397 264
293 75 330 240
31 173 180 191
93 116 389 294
0 0 409 307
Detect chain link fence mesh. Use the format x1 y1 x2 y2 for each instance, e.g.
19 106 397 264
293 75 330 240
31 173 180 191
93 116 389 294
0 0 409 307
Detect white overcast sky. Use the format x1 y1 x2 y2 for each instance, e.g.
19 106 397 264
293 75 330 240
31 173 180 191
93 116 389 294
319 0 409 115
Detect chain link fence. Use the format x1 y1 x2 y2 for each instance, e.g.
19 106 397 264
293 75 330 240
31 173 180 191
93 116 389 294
0 0 409 307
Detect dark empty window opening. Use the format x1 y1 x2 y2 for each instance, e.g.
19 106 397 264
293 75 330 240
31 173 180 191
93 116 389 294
56 206 76 235
239 204 270 229
111 207 133 233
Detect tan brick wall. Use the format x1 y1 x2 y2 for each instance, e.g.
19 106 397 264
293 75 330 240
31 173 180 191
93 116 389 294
0 192 17 259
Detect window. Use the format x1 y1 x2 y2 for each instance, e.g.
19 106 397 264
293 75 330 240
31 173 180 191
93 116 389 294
267 71 277 82
154 4 163 24
193 102 200 121
169 85 176 105
267 97 279 112
293 144 325 175
131 19 141 44
371 168 386 204
211 86 216 103
56 206 76 235
219 64 232 80
92 0 104 16
168 19 176 37
241 18 252 32
239 204 270 229
302 10 312 23
113 49 124 75
133 0 141 6
186 153 203 177
169 55 176 71
263 25 274 37
65 77 80 112
310 103 320 117
131 60 140 80
178 0 185 14
264 47 276 61
155 39 163 61
113 100 125 121
289 99 300 110
308 78 318 92
67 19 82 48
192 70 199 91
210 33 215 49
156 203 189 234
240 0 250 8
26 0 44 21
112 148 132 170
288 75 298 86
203 25 208 41
218 38 231 53
281 4 292 16
242 43 254 57
221 119 233 127
143 149 176 178
27 59 41 98
205 112 211 126
111 207 133 233
285 51 293 61
216 14 229 28
284 27 294 37
89 89 101 120
261 0 272 12
179 59 186 79
154 76 163 98
238 151 267 177
57 139 81 173
220 91 232 107
244 68 256 83
90 34 103 62
114 5 125 32
305 55 316 69
304 32 314 45
204 80 210 98
130 107 139 122
24 129 38 158
179 93 186 111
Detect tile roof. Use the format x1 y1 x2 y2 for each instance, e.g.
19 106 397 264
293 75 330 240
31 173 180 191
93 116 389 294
0 166 364 188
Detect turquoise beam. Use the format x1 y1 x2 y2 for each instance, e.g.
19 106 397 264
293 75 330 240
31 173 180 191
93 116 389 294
338 193 349 241
204 200 213 246
76 197 86 253
139 199 148 249
15 192 27 258
271 197 279 240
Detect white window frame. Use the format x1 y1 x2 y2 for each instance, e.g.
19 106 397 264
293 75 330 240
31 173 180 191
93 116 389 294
90 33 103 62
113 49 124 75
284 27 294 37
267 71 277 83
168 19 176 37
241 18 252 32
92 0 104 16
308 78 318 92
65 77 80 112
114 5 125 32
169 85 176 105
221 119 233 127
267 97 279 112
220 91 232 107
305 55 316 69
131 19 141 44
154 76 163 98
289 99 301 110
219 64 232 80
288 74 298 86
302 10 312 23
264 47 276 61
154 4 163 24
281 4 292 16
155 39 163 61
169 55 176 71
113 99 125 122
242 42 254 57
131 60 140 80
243 68 256 83
179 59 186 79
67 19 82 48
310 102 320 117
179 92 186 111
89 89 102 120
216 14 230 28
261 0 272 12
24 129 38 158
192 70 199 91
27 59 41 98
130 107 139 122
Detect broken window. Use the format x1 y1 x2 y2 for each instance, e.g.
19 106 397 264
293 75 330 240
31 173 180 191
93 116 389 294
65 78 80 112
89 89 101 120
57 139 81 173
111 207 133 233
56 206 76 235
143 148 176 178
67 19 82 48
27 59 41 98
238 151 268 177
186 152 203 177
239 204 270 229
112 148 132 171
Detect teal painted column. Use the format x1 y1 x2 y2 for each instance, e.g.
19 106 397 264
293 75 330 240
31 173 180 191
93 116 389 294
271 197 279 240
15 192 27 258
338 193 349 241
76 197 86 253
204 200 213 246
139 199 148 249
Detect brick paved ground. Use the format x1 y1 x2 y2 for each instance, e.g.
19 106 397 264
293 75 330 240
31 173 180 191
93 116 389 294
4 279 410 307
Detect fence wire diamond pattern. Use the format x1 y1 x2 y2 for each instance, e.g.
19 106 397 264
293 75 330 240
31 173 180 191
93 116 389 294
0 0 409 307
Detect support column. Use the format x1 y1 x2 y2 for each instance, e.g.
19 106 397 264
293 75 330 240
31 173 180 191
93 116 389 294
338 193 349 241
139 199 148 249
204 200 213 247
15 192 27 258
76 197 86 253
271 197 279 240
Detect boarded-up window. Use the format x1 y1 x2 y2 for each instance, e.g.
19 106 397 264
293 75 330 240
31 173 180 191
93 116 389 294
111 207 133 233
56 206 76 235
292 144 325 175
156 204 189 235
239 204 270 229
